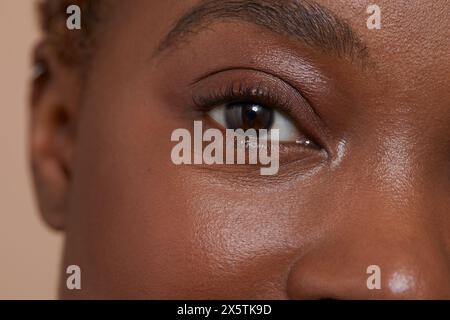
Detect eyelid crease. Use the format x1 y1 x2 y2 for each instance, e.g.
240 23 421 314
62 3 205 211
191 66 297 87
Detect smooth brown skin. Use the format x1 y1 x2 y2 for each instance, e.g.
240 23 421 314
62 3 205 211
31 0 450 299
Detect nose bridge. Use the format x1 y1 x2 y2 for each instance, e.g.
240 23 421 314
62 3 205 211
357 132 427 223
373 129 416 191
345 126 449 262
344 117 444 218
355 133 450 296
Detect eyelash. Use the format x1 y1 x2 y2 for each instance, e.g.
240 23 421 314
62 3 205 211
191 81 291 114
190 79 326 151
189 79 329 168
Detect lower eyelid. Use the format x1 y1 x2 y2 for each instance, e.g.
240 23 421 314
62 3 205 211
186 113 328 176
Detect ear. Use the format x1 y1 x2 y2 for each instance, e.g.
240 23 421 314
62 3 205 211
30 43 80 230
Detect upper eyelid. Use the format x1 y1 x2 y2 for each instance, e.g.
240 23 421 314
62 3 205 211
191 66 301 91
191 75 314 136
189 67 322 121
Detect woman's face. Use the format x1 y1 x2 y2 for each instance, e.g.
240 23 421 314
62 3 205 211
33 0 450 299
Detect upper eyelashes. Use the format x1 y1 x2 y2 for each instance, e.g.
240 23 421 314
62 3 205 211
192 81 318 146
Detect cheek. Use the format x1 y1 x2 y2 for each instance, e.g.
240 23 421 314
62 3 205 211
64 77 197 297
168 176 318 299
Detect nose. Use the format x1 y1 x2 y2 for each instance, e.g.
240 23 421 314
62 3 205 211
287 235 450 299
286 183 450 299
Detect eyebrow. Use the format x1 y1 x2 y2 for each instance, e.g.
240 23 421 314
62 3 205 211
156 0 369 65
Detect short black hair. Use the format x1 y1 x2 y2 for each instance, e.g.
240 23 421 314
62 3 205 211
38 0 108 64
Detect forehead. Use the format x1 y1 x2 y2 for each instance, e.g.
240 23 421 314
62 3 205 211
315 0 450 115
317 0 450 77
113 0 450 71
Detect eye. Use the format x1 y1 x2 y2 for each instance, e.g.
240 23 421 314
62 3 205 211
208 101 304 143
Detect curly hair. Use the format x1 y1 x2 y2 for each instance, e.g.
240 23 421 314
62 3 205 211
38 0 109 64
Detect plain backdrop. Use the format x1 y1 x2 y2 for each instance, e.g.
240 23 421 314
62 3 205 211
0 0 63 299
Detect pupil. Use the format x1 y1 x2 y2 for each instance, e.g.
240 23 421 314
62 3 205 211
225 103 274 130
245 107 258 121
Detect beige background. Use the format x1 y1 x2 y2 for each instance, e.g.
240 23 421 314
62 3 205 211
0 1 63 299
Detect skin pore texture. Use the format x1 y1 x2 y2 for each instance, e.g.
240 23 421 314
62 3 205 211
31 0 450 299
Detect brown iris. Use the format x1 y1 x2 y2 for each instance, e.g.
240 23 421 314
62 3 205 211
225 102 274 131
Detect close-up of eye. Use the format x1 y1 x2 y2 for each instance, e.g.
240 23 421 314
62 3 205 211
191 76 325 151
208 102 304 143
